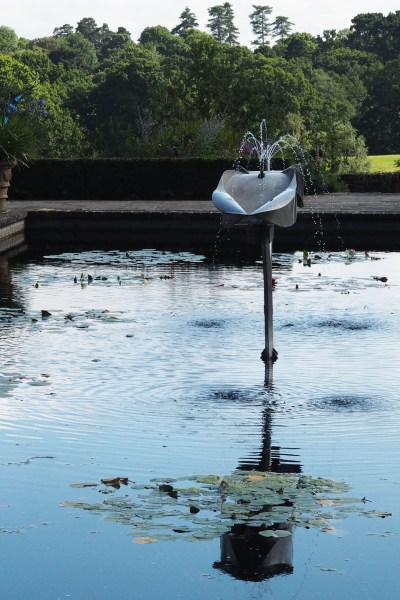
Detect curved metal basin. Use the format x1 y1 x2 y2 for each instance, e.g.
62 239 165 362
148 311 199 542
212 166 303 228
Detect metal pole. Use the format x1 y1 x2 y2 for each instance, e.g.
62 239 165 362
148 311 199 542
261 224 275 362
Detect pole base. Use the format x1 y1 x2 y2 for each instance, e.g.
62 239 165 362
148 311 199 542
260 348 278 363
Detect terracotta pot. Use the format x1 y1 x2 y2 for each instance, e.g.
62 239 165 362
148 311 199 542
0 161 15 211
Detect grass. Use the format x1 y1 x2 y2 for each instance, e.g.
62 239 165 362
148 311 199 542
368 155 400 172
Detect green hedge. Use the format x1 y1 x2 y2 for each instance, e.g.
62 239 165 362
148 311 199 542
8 158 286 200
9 159 400 201
9 159 233 201
340 171 400 193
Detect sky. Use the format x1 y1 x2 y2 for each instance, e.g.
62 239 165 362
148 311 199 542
4 0 400 46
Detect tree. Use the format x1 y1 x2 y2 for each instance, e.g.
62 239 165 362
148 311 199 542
0 26 19 54
86 45 169 156
274 32 318 60
43 33 98 71
13 48 64 84
171 7 198 35
207 3 239 45
271 16 293 40
53 24 74 37
0 54 89 158
99 27 133 58
312 121 369 173
355 58 400 153
75 17 99 43
348 11 400 61
249 5 273 48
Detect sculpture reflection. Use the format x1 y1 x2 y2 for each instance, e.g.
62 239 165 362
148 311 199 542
214 523 293 581
214 373 300 580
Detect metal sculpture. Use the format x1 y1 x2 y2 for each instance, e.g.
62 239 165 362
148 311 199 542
212 122 304 363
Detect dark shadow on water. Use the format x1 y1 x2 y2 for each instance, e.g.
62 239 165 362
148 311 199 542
213 365 300 581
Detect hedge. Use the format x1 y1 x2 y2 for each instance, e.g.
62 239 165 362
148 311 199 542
8 159 400 201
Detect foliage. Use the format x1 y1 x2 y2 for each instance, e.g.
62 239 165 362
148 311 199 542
207 3 239 45
0 88 47 164
272 16 294 40
63 469 390 543
171 7 199 35
249 5 273 48
2 9 399 163
0 26 19 54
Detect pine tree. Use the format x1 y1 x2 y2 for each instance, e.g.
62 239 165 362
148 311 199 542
171 7 199 35
249 5 273 48
272 16 294 40
207 3 239 45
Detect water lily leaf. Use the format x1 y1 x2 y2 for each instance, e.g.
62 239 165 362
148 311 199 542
101 477 129 487
259 529 292 538
70 482 98 488
360 510 392 518
65 469 389 543
132 537 158 544
244 474 266 482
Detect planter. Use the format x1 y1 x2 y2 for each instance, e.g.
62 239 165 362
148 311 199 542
0 161 15 211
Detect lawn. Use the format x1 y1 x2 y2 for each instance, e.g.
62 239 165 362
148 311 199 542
368 155 400 172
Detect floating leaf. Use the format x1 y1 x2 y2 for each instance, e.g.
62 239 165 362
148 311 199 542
70 482 98 489
259 529 292 538
244 474 265 482
64 469 389 543
133 537 158 544
360 510 392 519
101 477 129 487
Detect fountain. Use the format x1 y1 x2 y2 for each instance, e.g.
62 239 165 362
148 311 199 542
212 120 304 362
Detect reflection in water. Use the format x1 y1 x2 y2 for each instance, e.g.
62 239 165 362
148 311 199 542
215 367 299 580
0 251 27 311
0 255 12 306
214 523 293 581
2 248 399 600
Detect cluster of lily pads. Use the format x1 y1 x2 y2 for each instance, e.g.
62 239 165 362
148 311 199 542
64 470 390 543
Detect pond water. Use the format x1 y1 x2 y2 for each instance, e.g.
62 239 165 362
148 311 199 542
0 247 399 600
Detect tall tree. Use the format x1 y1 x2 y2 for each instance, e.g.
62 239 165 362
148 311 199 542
348 11 400 61
249 5 273 48
0 26 19 54
207 3 239 45
53 24 74 37
272 16 294 40
171 7 198 35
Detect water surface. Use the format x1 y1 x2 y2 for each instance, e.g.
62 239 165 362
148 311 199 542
0 249 399 599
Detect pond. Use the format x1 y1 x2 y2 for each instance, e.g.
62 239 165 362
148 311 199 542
0 247 399 599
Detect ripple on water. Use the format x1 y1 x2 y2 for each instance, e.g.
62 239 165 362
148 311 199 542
190 319 226 328
315 318 376 331
307 393 387 413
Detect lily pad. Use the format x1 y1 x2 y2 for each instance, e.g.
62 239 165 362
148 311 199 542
63 469 390 542
259 529 292 538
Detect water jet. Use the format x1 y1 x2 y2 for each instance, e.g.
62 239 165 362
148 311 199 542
212 121 304 362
